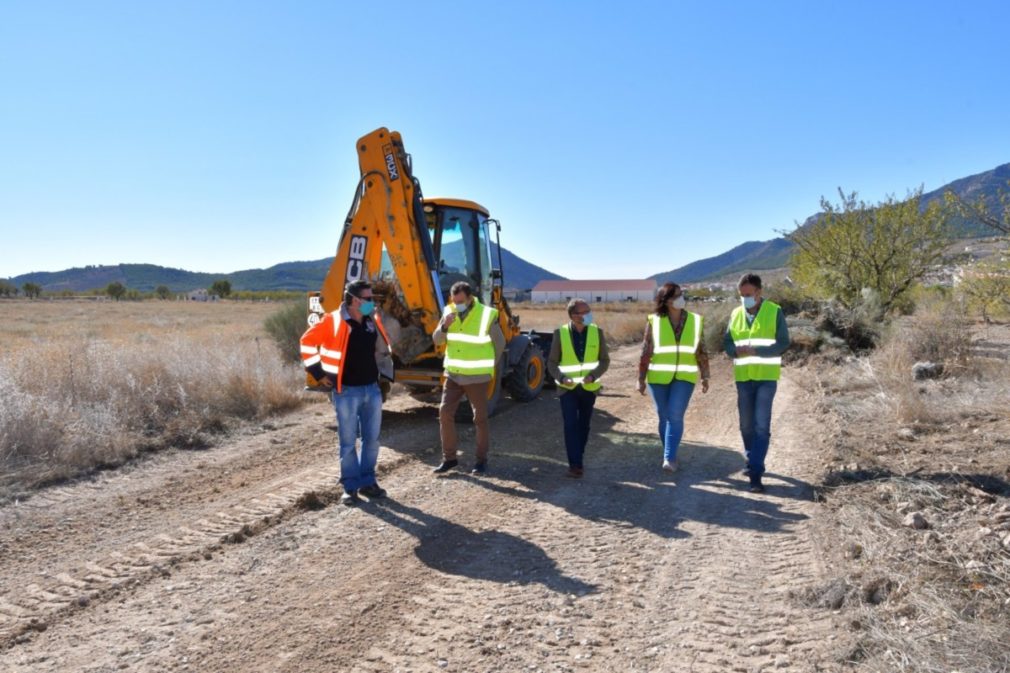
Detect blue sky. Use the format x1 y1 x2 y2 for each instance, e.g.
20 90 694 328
2 1 1008 280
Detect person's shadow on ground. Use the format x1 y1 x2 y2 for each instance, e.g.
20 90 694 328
445 399 812 539
360 497 598 596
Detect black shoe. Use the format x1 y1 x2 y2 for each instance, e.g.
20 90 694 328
340 490 361 506
433 459 458 474
359 484 386 499
471 462 487 475
749 482 765 494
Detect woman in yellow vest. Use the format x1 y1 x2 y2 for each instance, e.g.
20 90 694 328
723 273 791 493
637 283 710 473
546 298 610 478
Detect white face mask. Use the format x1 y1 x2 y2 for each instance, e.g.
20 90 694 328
671 296 686 310
741 295 757 310
453 302 468 313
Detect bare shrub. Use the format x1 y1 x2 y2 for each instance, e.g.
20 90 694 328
870 296 974 426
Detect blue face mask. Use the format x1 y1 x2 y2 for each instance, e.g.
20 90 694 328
741 295 757 310
359 300 375 316
581 311 594 326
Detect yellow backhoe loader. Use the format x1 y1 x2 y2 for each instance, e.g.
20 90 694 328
306 127 548 414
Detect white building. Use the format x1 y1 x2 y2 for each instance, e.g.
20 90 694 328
530 279 657 304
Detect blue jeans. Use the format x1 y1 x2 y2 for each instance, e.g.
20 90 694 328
736 380 777 482
331 383 383 492
559 387 597 469
647 379 695 462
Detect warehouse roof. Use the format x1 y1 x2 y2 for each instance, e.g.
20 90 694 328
532 279 656 292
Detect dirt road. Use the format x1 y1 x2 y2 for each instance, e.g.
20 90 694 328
1 348 840 672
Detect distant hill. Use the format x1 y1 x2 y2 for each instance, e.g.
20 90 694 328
651 161 1010 283
9 245 563 293
492 243 565 289
651 239 793 285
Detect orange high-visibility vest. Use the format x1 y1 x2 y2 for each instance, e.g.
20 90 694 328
300 310 391 392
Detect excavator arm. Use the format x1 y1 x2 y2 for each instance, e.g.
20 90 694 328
319 128 443 331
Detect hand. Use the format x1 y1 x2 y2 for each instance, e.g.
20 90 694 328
701 379 709 394
737 346 755 357
563 377 574 386
320 377 334 389
441 313 456 329
637 380 646 395
584 375 594 384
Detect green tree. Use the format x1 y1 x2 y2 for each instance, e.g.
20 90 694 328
786 188 952 314
210 279 232 298
959 261 1010 323
0 279 15 297
945 184 1010 235
22 282 42 299
154 285 172 300
106 281 127 301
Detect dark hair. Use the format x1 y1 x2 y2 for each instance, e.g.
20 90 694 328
344 279 372 305
738 273 762 290
449 281 473 298
653 282 681 316
566 298 588 317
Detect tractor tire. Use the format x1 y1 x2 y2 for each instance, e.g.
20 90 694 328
505 343 546 402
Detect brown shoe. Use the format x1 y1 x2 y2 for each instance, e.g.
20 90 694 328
566 467 583 479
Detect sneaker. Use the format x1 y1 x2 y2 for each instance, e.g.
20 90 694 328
749 482 765 494
471 462 487 475
662 459 679 473
340 490 361 506
359 483 387 499
432 459 458 474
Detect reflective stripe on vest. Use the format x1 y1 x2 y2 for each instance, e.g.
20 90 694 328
444 300 498 376
557 323 601 391
646 312 701 385
729 300 782 381
299 310 391 390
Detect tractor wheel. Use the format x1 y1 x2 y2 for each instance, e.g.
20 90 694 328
505 343 546 402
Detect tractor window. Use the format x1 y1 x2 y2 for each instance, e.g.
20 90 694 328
433 207 486 301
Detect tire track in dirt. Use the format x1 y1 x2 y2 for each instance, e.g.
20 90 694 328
0 398 440 649
3 350 841 672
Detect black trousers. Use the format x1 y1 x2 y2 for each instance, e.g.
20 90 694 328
559 387 597 468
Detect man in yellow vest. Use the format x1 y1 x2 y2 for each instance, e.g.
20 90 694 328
546 298 610 478
432 281 505 475
723 273 791 493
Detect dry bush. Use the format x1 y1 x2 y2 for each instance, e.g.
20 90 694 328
264 301 308 363
0 301 305 492
871 297 974 426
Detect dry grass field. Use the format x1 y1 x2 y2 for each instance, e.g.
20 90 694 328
0 299 306 496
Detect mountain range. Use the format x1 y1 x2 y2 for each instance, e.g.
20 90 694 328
651 161 1010 284
10 244 564 293
8 162 1008 292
